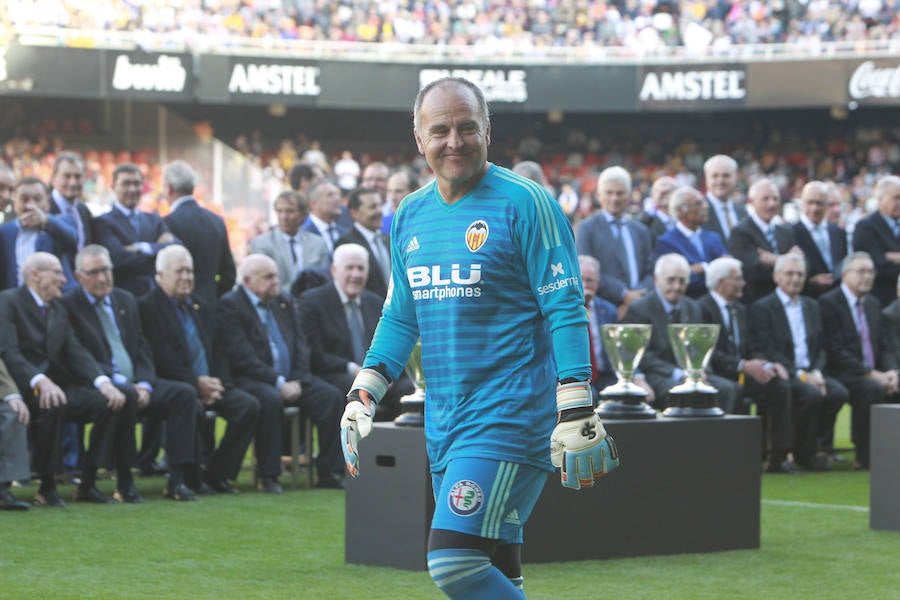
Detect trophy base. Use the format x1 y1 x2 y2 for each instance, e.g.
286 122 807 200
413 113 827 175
662 389 724 418
393 392 425 428
596 394 657 420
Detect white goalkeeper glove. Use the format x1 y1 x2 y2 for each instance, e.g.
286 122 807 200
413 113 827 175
550 380 619 490
341 367 390 477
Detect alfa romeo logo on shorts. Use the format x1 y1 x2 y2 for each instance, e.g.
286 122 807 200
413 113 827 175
448 479 483 517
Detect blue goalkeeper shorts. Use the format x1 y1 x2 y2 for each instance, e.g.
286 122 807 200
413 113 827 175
431 457 548 544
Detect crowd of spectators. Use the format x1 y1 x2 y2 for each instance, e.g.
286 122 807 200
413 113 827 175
4 1 900 55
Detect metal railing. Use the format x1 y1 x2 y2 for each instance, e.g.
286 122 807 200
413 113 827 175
13 25 900 65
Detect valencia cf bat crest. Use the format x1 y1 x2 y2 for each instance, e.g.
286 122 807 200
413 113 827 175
465 220 489 252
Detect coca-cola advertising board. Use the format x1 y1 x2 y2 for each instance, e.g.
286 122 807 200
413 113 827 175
847 60 900 106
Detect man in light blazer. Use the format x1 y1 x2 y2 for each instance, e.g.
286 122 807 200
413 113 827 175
250 190 330 296
576 166 654 313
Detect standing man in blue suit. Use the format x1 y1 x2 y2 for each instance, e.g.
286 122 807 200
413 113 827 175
653 186 728 298
575 166 654 316
94 163 180 298
0 178 77 291
302 180 348 256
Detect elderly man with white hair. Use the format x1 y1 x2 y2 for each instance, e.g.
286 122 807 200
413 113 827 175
576 166 655 315
851 174 900 307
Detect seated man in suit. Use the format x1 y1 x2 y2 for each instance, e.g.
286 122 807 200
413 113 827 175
622 253 737 411
579 254 653 405
576 166 654 315
140 245 259 496
336 187 391 299
653 186 728 298
298 243 414 421
851 175 900 307
94 162 180 297
0 177 77 290
699 256 790 415
251 190 330 297
63 244 199 502
748 253 848 472
820 251 899 470
728 178 803 304
0 357 31 510
793 181 847 298
303 180 348 256
217 254 344 490
0 252 129 506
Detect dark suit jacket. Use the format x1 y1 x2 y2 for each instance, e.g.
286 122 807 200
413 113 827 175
748 291 826 373
621 291 701 393
297 283 382 376
819 287 896 378
851 212 900 307
334 226 390 299
164 198 236 305
792 220 847 297
61 287 156 384
704 195 749 241
635 210 669 245
0 217 78 291
882 299 900 364
49 195 94 246
301 219 349 247
94 208 179 297
0 286 102 394
653 226 728 297
575 214 654 305
216 287 312 387
139 286 233 386
728 218 797 304
698 293 747 380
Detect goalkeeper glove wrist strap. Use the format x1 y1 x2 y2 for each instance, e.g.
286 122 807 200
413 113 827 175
556 380 592 413
349 366 391 405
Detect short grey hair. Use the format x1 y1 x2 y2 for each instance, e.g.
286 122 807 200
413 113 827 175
75 244 111 272
841 251 873 275
333 243 369 266
52 151 85 175
747 178 779 202
875 175 900 199
654 253 690 278
156 244 192 273
238 253 277 282
413 77 489 134
703 154 737 177
597 166 632 192
512 161 546 186
774 252 807 274
669 186 703 218
22 252 60 279
163 160 196 196
578 254 600 275
706 256 742 290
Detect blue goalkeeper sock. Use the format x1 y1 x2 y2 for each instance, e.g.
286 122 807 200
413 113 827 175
427 549 525 599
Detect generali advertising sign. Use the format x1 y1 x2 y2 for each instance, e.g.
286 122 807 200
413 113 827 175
638 65 747 110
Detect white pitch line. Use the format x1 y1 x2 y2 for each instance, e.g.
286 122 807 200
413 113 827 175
762 499 869 513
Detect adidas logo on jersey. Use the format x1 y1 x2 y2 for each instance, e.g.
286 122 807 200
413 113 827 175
406 236 420 253
504 509 520 525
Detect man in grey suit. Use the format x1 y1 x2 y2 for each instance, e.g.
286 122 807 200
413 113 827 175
575 166 654 314
250 190 330 296
622 253 737 411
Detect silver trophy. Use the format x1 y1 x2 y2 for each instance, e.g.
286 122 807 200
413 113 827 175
596 324 657 420
393 340 425 427
662 323 724 418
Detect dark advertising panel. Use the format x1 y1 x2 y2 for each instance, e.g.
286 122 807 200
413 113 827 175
1 41 101 98
637 64 747 111
745 60 846 108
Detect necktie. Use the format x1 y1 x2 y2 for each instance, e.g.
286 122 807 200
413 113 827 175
129 211 141 235
612 219 639 288
326 225 339 244
690 232 706 261
95 300 134 381
371 234 390 280
669 306 681 323
259 302 291 378
347 301 366 365
727 303 741 351
288 237 298 264
856 299 875 370
893 220 900 239
178 303 209 376
813 225 832 270
722 204 734 238
764 226 777 251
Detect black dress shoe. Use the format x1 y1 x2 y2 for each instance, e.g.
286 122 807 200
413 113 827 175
765 459 801 474
113 486 144 504
316 473 345 489
257 477 283 494
206 479 239 494
164 483 198 502
0 489 30 510
34 489 67 507
74 487 118 504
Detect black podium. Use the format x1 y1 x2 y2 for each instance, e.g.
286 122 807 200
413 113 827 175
871 405 900 532
346 416 761 570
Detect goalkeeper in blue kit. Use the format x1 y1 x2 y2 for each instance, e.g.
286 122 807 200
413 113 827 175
340 76 619 599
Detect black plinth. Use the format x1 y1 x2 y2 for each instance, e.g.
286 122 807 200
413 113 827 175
346 416 761 570
870 404 900 532
662 389 725 418
596 393 658 420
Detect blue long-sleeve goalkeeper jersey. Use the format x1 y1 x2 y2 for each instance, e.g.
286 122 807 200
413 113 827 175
364 163 590 472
